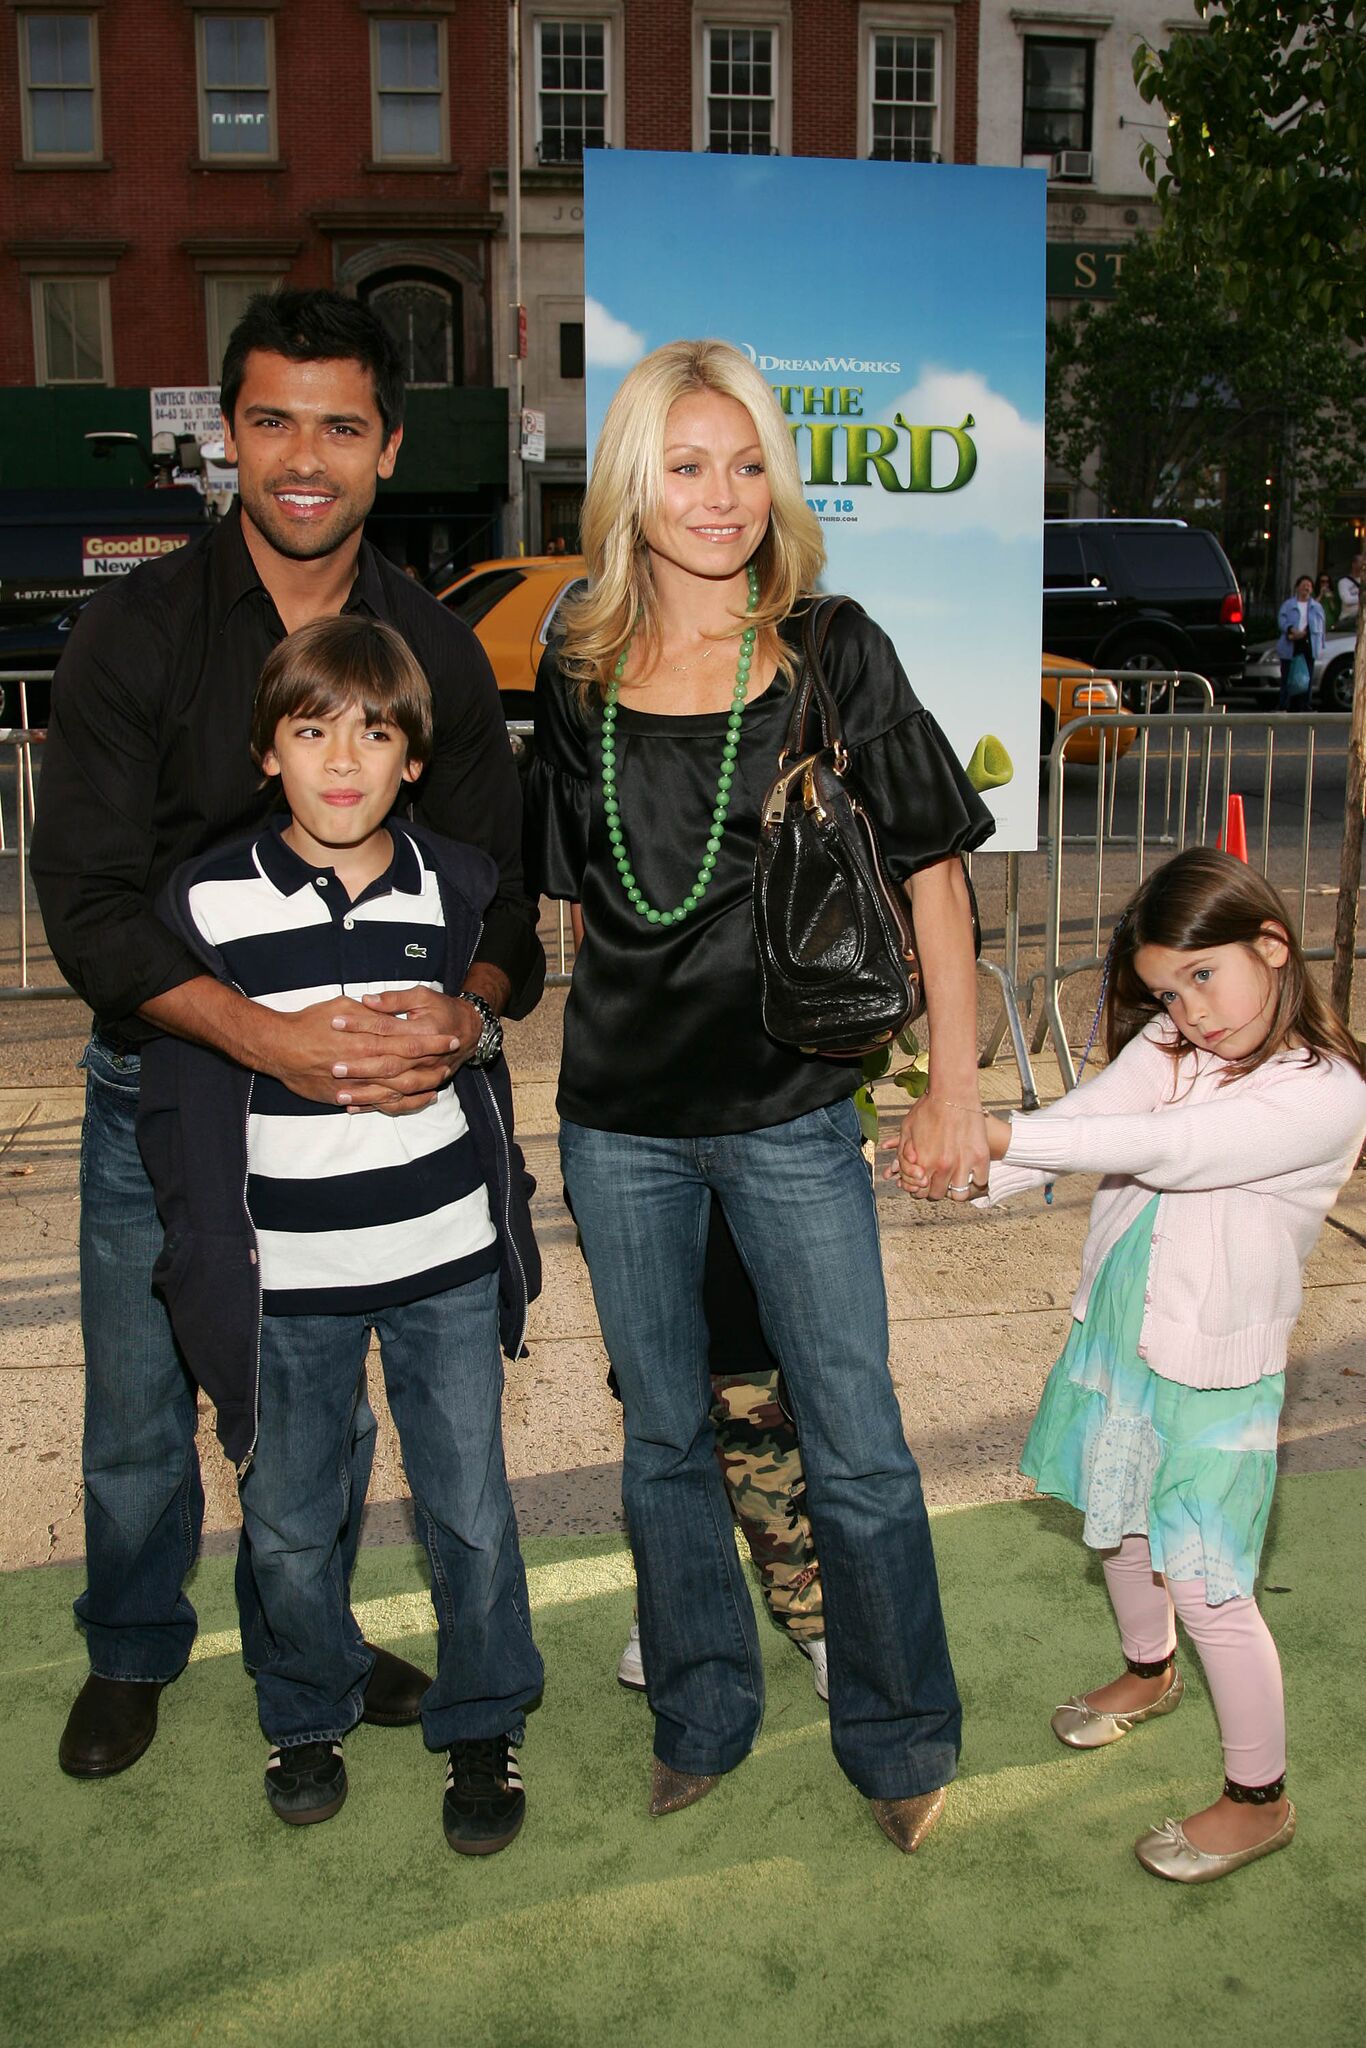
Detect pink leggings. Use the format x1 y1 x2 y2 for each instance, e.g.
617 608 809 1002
1102 1534 1285 1786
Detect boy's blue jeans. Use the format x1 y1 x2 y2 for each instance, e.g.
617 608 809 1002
242 1270 543 1750
560 1098 961 1802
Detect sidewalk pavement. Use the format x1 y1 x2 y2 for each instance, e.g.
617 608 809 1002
2 985 1364 1574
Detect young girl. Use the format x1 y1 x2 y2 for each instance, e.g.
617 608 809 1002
897 848 1366 1882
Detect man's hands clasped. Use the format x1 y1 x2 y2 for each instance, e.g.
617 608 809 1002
266 986 487 1114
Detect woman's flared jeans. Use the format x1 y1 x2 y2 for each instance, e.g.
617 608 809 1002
560 1097 961 1801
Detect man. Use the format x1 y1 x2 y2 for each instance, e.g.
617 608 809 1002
1339 553 1363 619
32 289 544 1779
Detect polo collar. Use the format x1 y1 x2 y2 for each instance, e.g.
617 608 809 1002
254 813 424 902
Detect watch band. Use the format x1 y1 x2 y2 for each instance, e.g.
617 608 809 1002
459 988 504 1068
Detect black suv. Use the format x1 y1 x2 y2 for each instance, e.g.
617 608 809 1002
1043 520 1245 694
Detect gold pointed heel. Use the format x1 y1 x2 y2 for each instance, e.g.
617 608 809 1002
649 1758 720 1817
1134 1803 1296 1884
869 1785 947 1853
1051 1667 1184 1750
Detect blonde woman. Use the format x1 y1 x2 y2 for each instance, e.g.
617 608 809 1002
525 340 991 1851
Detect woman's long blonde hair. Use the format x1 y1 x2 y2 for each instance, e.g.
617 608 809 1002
558 339 825 700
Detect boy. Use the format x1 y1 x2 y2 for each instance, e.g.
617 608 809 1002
136 615 543 1852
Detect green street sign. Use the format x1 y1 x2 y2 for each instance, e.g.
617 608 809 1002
1046 243 1130 299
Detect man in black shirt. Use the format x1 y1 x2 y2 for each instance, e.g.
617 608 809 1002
32 289 543 1779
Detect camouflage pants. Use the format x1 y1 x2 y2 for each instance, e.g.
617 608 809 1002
711 1370 823 1640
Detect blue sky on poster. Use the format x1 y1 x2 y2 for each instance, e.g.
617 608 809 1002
583 151 1046 850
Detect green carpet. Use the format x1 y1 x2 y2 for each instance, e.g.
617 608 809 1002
3 1473 1363 2048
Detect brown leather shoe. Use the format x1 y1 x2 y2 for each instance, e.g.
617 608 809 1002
649 1757 720 1816
58 1675 164 1778
869 1785 948 1853
359 1644 431 1727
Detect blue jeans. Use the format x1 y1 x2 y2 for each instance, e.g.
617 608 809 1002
242 1271 544 1749
560 1099 961 1801
75 1034 375 1683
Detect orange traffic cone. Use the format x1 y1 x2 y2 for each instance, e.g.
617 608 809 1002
1216 794 1248 862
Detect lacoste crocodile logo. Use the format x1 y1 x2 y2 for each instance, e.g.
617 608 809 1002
404 943 428 959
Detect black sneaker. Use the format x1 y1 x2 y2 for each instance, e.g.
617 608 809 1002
264 1741 347 1826
442 1735 525 1856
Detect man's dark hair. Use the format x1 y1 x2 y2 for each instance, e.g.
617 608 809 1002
220 289 405 440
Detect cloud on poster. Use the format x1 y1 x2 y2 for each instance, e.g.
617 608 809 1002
585 297 646 368
826 367 1041 544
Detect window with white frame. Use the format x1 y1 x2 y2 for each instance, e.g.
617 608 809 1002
705 25 775 154
205 276 277 379
535 18 607 164
32 277 110 384
371 16 448 161
197 15 275 159
19 11 100 160
868 29 939 161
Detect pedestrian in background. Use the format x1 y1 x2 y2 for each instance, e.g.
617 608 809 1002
1275 573 1324 709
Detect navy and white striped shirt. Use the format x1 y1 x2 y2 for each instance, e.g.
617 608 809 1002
186 818 497 1316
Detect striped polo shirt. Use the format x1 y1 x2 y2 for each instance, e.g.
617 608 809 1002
185 818 497 1316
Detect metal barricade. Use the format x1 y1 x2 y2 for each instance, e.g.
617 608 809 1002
1036 690 1358 1088
0 669 47 853
0 722 66 998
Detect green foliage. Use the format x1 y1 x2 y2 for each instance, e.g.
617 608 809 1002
854 1026 927 1144
1133 1 1366 340
1047 232 1366 579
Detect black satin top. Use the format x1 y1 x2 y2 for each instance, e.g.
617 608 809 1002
524 603 995 1137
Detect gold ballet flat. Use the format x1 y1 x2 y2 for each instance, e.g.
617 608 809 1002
869 1785 947 1853
1134 1803 1296 1884
1050 1667 1184 1749
649 1758 719 1817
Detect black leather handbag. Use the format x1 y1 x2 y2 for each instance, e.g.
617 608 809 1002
753 595 977 1059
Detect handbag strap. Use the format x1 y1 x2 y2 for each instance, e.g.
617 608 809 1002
780 595 857 764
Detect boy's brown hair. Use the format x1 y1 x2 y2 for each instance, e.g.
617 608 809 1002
251 615 433 770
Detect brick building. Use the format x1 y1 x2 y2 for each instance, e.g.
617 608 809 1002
1 0 511 577
5 1 1240 581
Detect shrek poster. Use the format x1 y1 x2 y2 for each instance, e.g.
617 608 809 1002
582 151 1046 852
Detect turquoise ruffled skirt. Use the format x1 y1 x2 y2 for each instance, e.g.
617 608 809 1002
1020 1198 1282 1605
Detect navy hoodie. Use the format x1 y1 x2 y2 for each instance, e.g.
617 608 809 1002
136 818 542 1472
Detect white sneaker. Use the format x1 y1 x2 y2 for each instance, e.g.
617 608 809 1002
617 1619 646 1691
801 1636 829 1702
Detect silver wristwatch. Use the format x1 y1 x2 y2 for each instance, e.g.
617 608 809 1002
459 989 504 1068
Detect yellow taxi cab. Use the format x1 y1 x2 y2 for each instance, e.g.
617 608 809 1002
1041 654 1135 764
436 555 587 722
438 556 1134 763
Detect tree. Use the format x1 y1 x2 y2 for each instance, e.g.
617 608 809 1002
1047 236 1366 604
1134 1 1366 1017
1133 1 1366 339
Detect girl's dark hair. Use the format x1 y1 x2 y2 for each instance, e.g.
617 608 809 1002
220 288 404 441
252 616 432 769
1102 847 1366 1081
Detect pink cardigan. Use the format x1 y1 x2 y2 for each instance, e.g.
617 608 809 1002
981 1019 1366 1389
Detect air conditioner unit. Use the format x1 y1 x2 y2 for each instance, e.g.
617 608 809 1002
1052 149 1094 181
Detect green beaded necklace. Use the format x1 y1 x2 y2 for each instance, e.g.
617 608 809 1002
601 561 759 927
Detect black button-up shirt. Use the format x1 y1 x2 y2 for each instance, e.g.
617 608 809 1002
31 504 543 1041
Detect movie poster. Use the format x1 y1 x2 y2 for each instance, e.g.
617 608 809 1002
583 151 1045 852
